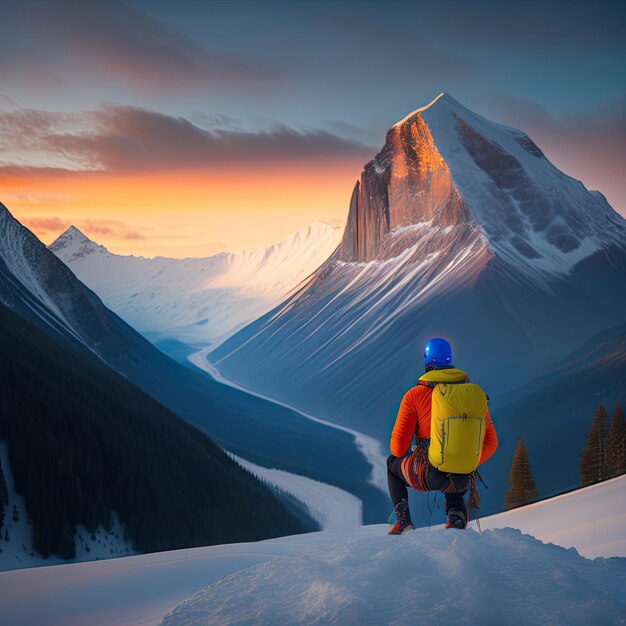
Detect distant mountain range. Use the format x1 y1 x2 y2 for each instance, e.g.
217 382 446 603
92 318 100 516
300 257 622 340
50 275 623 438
207 93 626 502
50 221 341 354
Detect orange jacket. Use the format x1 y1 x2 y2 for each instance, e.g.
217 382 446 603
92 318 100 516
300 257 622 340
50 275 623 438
390 367 498 464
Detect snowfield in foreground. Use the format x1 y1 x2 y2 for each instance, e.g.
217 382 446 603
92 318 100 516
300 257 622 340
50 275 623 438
162 527 626 626
0 476 624 626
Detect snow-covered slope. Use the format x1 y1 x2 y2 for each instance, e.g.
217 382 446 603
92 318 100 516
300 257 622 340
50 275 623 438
1 476 624 626
50 221 341 350
0 207 101 345
418 93 622 280
210 93 626 445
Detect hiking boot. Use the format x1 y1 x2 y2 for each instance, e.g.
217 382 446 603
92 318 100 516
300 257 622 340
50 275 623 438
445 507 467 529
388 499 414 535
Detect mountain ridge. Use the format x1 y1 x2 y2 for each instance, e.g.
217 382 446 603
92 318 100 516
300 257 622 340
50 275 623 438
50 219 342 350
51 220 340 261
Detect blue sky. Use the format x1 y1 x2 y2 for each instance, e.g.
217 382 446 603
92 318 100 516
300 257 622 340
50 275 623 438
0 0 624 255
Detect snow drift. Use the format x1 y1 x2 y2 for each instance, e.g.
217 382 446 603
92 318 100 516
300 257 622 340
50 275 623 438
161 527 626 626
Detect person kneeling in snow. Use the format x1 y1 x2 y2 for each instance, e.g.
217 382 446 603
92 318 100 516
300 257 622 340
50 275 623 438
387 338 498 534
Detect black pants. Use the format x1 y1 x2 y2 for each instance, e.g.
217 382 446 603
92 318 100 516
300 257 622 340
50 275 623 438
387 454 469 511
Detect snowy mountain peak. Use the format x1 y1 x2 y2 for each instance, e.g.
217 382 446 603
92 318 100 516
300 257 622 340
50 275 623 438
338 93 626 276
62 225 88 240
50 226 108 262
392 91 446 127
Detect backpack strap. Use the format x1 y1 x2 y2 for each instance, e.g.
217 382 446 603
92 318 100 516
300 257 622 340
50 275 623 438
416 378 469 388
416 379 437 389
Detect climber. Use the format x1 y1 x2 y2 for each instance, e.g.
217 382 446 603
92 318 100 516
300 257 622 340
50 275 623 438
387 338 498 534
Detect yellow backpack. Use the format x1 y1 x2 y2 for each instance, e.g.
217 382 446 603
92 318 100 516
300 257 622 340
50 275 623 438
418 375 488 474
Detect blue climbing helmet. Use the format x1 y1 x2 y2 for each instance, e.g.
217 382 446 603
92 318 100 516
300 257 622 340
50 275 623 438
424 337 453 368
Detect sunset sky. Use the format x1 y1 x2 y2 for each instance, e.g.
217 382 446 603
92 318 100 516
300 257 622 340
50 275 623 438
1 0 624 257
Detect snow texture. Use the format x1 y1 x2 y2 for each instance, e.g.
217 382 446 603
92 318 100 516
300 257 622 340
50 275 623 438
0 207 86 344
0 476 624 626
161 527 626 626
50 221 342 350
478 474 626 559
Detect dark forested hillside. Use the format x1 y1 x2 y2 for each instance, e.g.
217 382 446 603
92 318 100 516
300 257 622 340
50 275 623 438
0 304 303 560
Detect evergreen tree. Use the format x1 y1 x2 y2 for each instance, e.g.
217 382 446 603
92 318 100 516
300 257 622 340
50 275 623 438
504 437 539 510
580 404 608 487
607 405 626 479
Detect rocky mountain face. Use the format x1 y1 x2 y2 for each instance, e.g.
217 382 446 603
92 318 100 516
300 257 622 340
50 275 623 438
339 95 470 263
210 93 626 496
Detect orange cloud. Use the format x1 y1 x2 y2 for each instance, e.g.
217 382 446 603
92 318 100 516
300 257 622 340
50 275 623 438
2 160 363 257
0 103 372 256
16 214 146 243
19 216 69 232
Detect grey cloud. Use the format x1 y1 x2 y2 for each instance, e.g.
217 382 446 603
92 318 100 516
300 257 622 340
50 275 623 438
0 105 375 172
78 219 145 240
19 216 69 232
325 119 364 138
